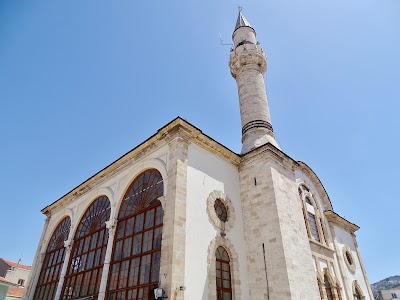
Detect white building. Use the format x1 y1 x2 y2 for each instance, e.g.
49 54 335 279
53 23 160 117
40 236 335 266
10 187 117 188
378 288 400 300
24 9 373 300
0 258 31 300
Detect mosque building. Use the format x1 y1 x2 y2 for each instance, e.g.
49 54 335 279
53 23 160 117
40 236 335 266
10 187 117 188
24 9 373 300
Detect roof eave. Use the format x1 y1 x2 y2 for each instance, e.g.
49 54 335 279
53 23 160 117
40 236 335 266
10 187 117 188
41 117 240 215
324 210 360 233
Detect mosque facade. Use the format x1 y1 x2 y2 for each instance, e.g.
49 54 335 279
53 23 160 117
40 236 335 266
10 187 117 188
24 10 373 300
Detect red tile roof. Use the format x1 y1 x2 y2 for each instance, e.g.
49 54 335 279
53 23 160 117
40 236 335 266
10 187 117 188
7 286 25 298
0 258 31 271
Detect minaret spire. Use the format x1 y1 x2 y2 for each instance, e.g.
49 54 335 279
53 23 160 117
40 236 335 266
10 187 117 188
229 8 280 153
235 6 251 31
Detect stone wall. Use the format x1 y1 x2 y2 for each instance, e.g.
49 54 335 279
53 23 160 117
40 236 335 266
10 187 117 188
239 145 320 300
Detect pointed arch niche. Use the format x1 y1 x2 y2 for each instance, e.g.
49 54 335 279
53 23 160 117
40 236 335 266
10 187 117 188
353 281 365 300
106 169 164 300
33 217 71 300
61 196 111 299
318 269 344 300
207 237 241 300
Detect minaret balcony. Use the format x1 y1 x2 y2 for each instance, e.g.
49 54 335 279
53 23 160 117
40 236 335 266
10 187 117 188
229 44 267 78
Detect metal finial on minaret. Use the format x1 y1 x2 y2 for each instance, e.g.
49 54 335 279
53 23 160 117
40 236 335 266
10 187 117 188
229 9 280 153
234 6 252 32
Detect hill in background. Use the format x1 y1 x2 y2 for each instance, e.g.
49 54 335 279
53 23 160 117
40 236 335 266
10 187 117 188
371 275 400 299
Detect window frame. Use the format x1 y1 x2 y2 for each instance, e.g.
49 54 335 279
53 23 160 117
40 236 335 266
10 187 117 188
61 196 111 300
106 169 164 300
298 184 328 245
33 217 71 300
215 246 233 300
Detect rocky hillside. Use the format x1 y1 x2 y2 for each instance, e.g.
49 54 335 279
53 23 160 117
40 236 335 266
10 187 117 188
371 275 400 298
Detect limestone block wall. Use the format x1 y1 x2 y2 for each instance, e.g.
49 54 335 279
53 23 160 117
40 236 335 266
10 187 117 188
185 143 249 299
239 147 320 300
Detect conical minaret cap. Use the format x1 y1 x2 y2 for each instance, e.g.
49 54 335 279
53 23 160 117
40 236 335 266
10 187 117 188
234 6 252 31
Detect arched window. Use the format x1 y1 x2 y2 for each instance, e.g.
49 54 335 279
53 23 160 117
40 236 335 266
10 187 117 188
33 217 71 300
324 275 334 300
106 169 163 300
298 185 326 244
61 196 111 299
216 247 232 300
354 286 363 300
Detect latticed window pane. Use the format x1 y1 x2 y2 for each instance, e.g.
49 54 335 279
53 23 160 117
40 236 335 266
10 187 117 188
308 212 320 242
61 196 111 299
118 170 163 219
214 199 228 222
33 217 71 300
106 169 164 300
216 247 232 300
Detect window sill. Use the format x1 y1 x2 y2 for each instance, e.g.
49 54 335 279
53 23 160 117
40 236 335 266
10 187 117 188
309 239 335 253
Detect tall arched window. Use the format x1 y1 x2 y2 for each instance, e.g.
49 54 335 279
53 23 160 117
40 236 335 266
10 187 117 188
106 169 163 300
298 185 326 244
216 246 232 300
33 217 71 300
324 275 334 300
61 196 111 299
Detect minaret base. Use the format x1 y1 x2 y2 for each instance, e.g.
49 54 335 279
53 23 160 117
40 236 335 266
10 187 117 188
241 129 280 154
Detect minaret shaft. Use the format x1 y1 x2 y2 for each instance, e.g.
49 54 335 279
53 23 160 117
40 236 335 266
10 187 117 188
229 16 280 153
236 66 272 130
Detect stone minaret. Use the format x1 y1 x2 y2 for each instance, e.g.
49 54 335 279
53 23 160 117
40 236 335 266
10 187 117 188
235 9 321 300
229 8 280 154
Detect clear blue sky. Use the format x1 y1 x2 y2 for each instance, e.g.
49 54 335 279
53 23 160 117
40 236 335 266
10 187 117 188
0 0 399 284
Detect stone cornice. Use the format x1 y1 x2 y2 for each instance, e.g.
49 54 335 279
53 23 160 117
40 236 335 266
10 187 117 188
239 141 299 172
324 210 359 233
41 117 240 215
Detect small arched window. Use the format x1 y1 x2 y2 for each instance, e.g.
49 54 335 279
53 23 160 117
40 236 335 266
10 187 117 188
61 196 111 299
354 286 363 300
324 275 334 300
33 217 71 300
215 247 232 300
